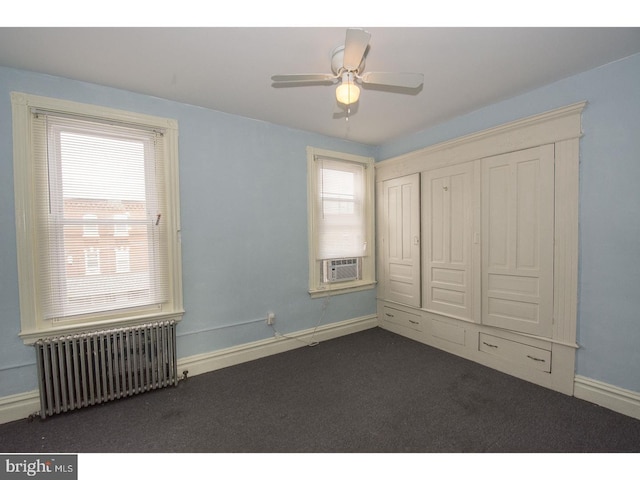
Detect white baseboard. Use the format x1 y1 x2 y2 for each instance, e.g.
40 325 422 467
177 314 378 378
0 314 378 425
8 320 636 427
0 390 40 425
574 375 640 421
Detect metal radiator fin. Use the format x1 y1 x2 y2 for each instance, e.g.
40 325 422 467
35 320 178 419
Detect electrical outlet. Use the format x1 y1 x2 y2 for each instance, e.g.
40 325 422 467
267 312 275 325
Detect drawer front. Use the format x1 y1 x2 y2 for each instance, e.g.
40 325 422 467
382 305 423 332
479 333 551 373
430 317 466 346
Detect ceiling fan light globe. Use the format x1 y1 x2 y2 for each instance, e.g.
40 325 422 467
336 82 360 105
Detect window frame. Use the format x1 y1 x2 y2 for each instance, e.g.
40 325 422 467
11 92 184 344
306 146 376 297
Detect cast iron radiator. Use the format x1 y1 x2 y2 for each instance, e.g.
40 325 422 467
34 320 178 419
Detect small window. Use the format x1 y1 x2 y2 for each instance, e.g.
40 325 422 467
307 147 375 296
84 247 101 275
82 213 100 237
115 246 131 273
82 214 99 237
113 213 130 237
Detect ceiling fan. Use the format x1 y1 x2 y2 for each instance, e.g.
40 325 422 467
271 28 424 108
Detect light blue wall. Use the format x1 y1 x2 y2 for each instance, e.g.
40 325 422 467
2 51 639 400
378 53 640 393
0 66 377 397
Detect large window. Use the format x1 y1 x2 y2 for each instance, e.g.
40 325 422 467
307 147 375 296
11 93 183 343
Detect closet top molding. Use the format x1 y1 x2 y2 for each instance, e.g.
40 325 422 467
376 101 586 182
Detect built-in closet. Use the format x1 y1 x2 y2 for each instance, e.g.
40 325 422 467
376 103 585 395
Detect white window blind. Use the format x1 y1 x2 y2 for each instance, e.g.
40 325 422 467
32 112 170 322
315 157 367 260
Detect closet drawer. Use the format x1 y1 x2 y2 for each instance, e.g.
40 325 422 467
479 333 551 373
382 305 423 332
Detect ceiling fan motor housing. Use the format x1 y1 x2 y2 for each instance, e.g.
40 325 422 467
331 45 365 76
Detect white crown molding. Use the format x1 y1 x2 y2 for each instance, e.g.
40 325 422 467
375 101 586 182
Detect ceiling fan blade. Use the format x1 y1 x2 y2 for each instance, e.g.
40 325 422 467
360 71 424 89
271 73 336 83
343 28 371 71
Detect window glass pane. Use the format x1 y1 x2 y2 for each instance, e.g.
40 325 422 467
113 214 130 237
60 132 146 202
82 214 99 237
40 115 167 321
316 158 366 260
321 169 356 215
115 246 131 273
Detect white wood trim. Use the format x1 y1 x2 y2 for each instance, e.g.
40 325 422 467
376 180 386 300
480 145 555 337
0 390 40 425
19 311 185 345
11 93 39 337
472 160 482 322
574 375 640 421
553 138 580 344
164 124 184 319
178 314 378 378
375 102 585 396
376 102 584 347
11 92 183 343
422 162 475 320
306 146 376 295
380 173 421 307
375 101 586 182
10 91 178 130
308 282 376 298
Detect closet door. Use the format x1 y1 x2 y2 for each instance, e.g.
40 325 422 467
381 174 421 307
423 162 475 320
482 145 554 337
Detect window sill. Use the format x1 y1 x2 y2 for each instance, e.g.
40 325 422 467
19 310 185 345
309 281 376 298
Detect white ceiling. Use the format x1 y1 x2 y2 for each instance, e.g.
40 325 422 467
1 27 639 145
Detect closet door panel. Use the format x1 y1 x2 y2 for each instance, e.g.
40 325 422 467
482 145 554 337
382 174 421 307
423 162 474 320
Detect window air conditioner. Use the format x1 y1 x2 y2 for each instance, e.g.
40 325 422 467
322 258 361 283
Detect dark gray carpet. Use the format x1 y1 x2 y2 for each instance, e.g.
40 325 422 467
1 327 639 453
